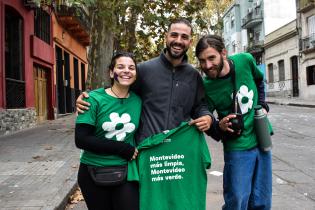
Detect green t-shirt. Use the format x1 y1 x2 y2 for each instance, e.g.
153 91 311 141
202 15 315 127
203 53 264 151
128 122 211 210
76 88 142 166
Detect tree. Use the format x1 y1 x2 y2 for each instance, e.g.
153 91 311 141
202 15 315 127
38 0 232 88
134 0 207 61
189 0 232 65
196 0 233 36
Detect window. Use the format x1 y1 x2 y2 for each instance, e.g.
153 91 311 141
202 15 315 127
308 15 315 47
232 41 236 54
308 15 315 36
231 16 235 29
224 20 229 33
278 60 285 81
34 8 51 44
81 63 86 91
254 31 260 42
5 6 25 108
268 63 274 83
306 65 315 85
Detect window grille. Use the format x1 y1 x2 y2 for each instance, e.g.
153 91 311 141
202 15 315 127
34 8 51 44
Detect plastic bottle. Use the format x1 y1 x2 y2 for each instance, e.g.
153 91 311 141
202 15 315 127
254 105 272 152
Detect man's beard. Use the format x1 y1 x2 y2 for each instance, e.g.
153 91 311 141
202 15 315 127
205 55 224 79
166 42 188 59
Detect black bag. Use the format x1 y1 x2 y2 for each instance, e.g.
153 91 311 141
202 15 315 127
87 165 127 186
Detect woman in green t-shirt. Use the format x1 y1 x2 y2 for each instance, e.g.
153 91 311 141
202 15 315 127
75 52 142 210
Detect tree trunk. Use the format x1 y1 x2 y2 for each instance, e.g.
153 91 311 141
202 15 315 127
86 5 115 90
126 7 138 52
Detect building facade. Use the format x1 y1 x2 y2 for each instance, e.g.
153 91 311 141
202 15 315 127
264 20 299 97
0 1 90 135
296 0 315 99
0 0 55 134
223 0 264 64
53 5 89 116
223 0 315 100
222 0 242 55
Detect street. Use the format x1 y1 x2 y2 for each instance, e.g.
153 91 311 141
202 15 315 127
68 104 315 210
206 104 315 210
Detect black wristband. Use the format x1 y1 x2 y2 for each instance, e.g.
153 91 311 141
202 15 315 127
118 144 136 160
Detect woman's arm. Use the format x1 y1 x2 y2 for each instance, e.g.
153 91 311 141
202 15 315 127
75 123 136 160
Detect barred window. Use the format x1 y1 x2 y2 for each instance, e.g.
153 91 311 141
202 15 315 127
306 65 315 85
278 60 285 81
268 63 274 83
34 8 50 44
5 6 25 108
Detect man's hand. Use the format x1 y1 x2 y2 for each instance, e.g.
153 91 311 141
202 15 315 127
131 148 138 160
262 108 268 115
218 114 240 135
76 91 90 113
189 115 212 132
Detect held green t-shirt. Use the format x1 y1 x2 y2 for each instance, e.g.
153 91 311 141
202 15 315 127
128 122 211 210
203 53 264 151
76 88 142 166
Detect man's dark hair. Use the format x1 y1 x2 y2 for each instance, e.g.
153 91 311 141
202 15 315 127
168 18 193 35
195 35 225 58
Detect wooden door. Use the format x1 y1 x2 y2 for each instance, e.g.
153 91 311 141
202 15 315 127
34 66 48 121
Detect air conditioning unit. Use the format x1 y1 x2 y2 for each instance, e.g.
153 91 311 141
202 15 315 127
248 8 253 13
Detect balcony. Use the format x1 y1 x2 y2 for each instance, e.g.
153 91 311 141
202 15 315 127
298 0 315 13
247 40 264 54
242 10 263 29
300 33 315 53
55 5 90 46
24 0 37 9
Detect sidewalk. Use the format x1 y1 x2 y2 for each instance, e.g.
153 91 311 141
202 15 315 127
266 96 315 108
0 114 79 210
0 97 314 210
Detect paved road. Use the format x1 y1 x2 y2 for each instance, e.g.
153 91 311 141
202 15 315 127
267 104 315 210
68 104 315 210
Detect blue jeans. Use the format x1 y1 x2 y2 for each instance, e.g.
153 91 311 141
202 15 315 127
222 147 272 210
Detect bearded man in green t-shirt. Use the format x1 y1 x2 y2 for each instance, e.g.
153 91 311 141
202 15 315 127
196 35 272 210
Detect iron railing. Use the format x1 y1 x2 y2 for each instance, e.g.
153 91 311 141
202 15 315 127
301 33 315 51
6 78 25 108
242 10 263 28
55 4 90 33
247 40 264 53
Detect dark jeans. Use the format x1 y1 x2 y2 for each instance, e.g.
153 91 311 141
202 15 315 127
78 163 139 210
222 147 272 210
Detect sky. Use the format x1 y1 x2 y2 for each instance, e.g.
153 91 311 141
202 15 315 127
264 0 297 35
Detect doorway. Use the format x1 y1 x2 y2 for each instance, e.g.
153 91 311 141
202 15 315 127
291 56 299 97
34 66 48 121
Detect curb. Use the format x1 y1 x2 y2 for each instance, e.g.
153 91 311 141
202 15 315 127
55 182 78 210
267 100 315 108
45 175 78 210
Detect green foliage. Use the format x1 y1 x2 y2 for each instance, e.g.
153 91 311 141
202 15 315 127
132 0 207 62
38 0 231 86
